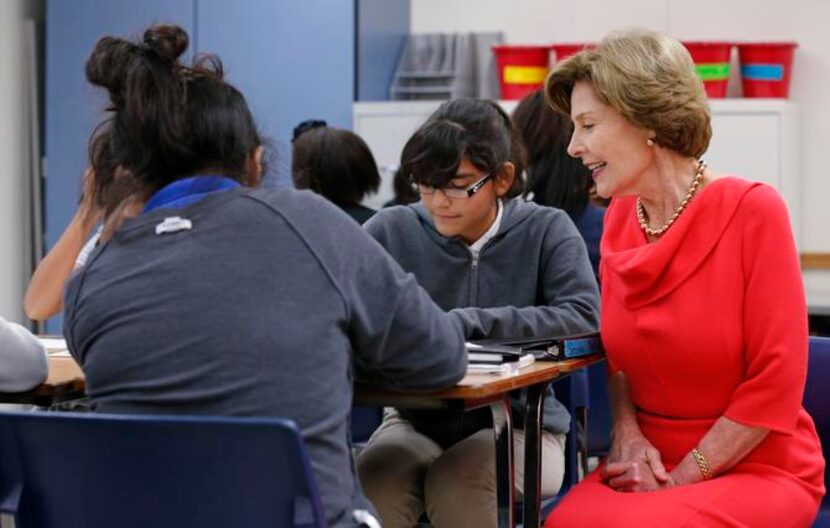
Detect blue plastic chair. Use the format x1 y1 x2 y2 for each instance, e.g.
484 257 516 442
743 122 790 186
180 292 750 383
806 336 830 527
586 362 612 458
0 411 327 528
351 405 383 444
555 369 590 494
523 369 590 525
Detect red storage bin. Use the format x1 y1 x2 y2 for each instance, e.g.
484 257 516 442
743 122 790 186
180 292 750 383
738 42 797 98
551 43 594 62
492 45 552 100
682 41 733 98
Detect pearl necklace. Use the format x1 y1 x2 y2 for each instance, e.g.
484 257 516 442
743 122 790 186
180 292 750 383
637 160 706 238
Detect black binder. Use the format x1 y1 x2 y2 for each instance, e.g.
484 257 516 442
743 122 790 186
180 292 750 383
466 332 603 362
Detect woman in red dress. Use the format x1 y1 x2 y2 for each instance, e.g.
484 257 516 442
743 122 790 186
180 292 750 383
543 29 825 527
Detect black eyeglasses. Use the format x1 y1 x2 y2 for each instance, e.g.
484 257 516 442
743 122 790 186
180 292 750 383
411 172 493 199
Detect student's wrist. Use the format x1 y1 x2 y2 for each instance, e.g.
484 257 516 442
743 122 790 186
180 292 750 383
72 206 100 235
446 309 470 339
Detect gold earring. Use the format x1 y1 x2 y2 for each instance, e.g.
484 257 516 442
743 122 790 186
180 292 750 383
646 138 655 147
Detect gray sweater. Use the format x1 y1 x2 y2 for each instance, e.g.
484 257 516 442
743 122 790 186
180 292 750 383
63 187 466 527
0 316 48 392
365 199 600 434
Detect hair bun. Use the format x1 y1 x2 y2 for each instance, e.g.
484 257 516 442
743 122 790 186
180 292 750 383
85 36 137 94
143 25 188 62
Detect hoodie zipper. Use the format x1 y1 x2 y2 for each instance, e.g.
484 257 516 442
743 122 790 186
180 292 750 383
468 237 500 305
469 251 480 306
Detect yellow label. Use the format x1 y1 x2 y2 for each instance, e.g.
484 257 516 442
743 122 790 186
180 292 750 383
503 65 549 85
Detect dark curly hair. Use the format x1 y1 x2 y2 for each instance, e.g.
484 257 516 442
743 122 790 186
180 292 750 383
401 98 526 198
85 24 263 217
292 126 380 206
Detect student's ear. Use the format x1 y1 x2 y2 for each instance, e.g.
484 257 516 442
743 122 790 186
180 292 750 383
494 162 515 197
245 146 264 188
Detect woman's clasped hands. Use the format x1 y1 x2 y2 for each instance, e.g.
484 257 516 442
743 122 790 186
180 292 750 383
602 423 678 493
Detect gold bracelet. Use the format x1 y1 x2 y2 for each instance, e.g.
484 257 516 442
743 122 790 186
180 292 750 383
691 447 713 480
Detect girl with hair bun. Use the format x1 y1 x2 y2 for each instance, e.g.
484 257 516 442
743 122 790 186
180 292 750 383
63 24 467 528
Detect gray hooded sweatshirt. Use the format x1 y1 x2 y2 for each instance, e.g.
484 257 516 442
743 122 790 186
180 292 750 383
63 187 466 527
365 198 600 434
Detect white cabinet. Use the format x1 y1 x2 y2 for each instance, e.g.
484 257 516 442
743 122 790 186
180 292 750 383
706 100 800 245
354 101 446 209
354 99 801 244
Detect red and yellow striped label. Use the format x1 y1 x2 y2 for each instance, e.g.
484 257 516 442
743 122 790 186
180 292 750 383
503 65 549 85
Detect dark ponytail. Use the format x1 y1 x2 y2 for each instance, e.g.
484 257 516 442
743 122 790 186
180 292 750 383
85 24 262 217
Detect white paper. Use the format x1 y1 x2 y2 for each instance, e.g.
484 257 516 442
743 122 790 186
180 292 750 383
39 337 69 356
38 337 66 349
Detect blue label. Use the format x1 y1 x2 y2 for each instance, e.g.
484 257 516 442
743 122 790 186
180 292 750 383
563 336 602 358
741 64 785 81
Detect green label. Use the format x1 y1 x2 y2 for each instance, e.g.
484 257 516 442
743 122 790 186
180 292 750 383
695 63 730 81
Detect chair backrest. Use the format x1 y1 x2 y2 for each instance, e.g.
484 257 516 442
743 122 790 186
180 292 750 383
0 412 327 528
553 369 589 493
805 336 830 504
351 405 383 444
532 370 591 521
586 361 612 457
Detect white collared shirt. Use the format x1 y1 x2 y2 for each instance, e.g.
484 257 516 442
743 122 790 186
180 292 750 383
468 199 503 257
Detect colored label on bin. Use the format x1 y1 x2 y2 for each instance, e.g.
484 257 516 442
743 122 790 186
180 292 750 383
741 64 784 81
694 63 730 81
503 66 549 85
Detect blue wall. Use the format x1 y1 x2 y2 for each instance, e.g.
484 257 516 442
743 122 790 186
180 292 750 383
44 0 408 330
45 0 195 331
356 0 410 101
45 0 195 251
197 0 355 186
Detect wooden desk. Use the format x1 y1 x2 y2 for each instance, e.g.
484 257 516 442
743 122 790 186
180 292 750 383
357 361 566 409
4 353 603 528
0 356 85 407
355 355 604 528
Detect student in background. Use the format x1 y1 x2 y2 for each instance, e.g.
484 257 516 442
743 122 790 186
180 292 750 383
512 89 605 278
24 168 101 321
382 168 419 208
63 24 466 528
292 120 380 225
357 98 600 528
0 316 48 392
545 29 824 527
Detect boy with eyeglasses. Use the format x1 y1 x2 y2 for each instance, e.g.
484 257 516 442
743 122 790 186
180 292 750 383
357 98 600 528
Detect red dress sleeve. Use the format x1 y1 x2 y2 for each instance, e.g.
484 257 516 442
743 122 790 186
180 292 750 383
724 185 808 434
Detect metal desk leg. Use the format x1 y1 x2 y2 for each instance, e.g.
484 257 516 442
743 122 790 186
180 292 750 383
577 405 589 477
522 382 547 528
491 397 515 528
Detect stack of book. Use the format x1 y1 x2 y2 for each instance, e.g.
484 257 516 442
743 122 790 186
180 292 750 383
466 342 536 375
465 333 603 375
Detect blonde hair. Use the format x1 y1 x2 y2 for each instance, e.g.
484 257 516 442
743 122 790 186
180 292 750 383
545 29 712 158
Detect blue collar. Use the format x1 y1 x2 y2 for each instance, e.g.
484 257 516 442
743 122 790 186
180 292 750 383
143 175 241 213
